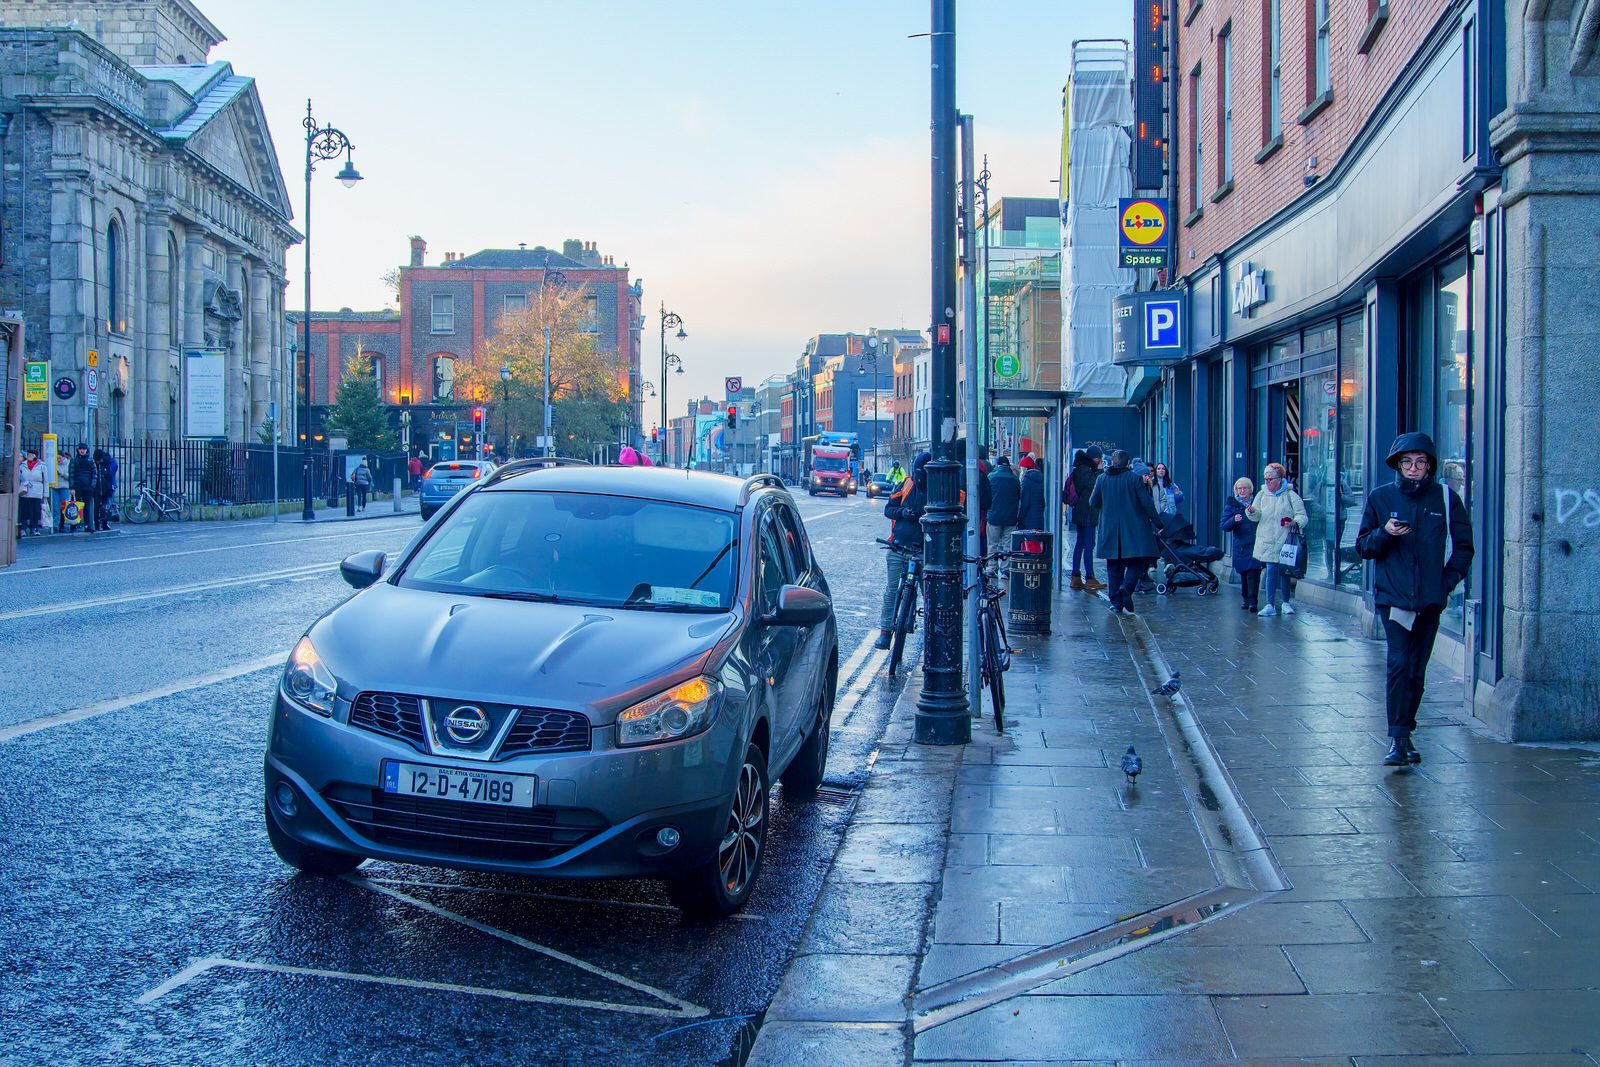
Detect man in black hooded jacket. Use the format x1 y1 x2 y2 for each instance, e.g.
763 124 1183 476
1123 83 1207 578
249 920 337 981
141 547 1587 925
1356 432 1473 766
876 450 931 650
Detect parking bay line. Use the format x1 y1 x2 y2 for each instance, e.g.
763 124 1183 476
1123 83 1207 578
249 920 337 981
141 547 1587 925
362 877 764 921
0 527 408 577
0 653 285 743
0 561 339 622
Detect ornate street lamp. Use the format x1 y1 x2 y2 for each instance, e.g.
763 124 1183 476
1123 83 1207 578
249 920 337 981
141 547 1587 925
499 364 512 457
300 100 362 521
659 304 686 466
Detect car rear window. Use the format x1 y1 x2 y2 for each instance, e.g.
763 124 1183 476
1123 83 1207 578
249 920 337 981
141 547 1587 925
429 463 483 478
399 490 738 612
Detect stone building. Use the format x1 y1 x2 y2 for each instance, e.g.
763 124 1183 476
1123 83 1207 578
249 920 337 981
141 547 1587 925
0 0 298 444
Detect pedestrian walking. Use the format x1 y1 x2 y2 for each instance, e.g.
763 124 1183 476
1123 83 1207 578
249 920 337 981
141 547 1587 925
1089 449 1160 614
68 443 99 534
93 448 116 530
1067 446 1105 590
16 448 46 535
986 454 1020 576
1221 477 1263 611
1246 461 1308 616
1017 455 1046 531
408 453 424 492
1357 432 1474 766
352 458 373 511
875 450 930 650
1152 462 1184 515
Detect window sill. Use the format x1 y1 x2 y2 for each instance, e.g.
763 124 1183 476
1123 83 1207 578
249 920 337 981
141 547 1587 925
1357 2 1390 55
1297 90 1334 126
1209 180 1234 204
1183 205 1205 228
1183 0 1202 26
1254 135 1284 164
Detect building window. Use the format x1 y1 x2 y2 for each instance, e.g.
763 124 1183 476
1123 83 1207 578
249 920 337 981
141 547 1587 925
431 294 454 334
1462 17 1477 158
432 354 456 401
503 293 528 315
1265 0 1282 139
1189 65 1204 214
585 294 599 332
1336 310 1367 588
1314 0 1331 97
1219 25 1234 185
167 234 181 343
106 219 124 335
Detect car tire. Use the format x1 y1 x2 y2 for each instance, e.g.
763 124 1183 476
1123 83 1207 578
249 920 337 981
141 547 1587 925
780 671 833 798
419 507 434 521
264 798 365 876
668 744 768 920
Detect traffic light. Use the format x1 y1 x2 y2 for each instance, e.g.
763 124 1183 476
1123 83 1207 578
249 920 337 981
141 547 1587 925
727 405 738 429
650 426 659 442
472 407 484 432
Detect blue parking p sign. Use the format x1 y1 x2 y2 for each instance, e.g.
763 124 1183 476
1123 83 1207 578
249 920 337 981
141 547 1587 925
1145 299 1182 350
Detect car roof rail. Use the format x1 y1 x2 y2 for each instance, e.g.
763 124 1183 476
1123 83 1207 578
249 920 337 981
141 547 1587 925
738 473 787 506
483 455 592 486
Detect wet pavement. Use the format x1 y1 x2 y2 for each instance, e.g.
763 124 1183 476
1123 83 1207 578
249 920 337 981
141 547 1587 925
0 488 906 1066
751 568 1600 1065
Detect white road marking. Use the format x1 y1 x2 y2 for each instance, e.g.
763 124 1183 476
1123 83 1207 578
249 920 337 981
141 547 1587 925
0 653 285 743
136 956 697 1018
0 562 338 622
0 528 406 576
362 877 765 921
349 876 709 1017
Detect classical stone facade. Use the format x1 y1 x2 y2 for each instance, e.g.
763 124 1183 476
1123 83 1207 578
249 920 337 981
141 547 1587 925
0 0 297 444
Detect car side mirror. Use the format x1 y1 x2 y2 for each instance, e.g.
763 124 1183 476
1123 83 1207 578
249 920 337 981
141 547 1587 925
764 584 830 627
340 550 387 589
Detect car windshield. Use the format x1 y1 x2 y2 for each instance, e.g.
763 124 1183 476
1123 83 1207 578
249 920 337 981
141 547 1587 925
399 490 737 612
814 457 847 472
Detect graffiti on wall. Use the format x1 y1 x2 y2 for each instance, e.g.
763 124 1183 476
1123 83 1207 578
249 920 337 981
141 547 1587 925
1553 489 1600 526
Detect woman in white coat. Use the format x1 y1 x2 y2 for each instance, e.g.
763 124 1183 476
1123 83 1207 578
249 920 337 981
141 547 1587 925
17 447 47 534
1246 461 1308 616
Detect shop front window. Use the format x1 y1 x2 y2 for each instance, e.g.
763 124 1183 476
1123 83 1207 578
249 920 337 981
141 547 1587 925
1336 311 1366 588
1435 258 1471 631
1299 371 1337 583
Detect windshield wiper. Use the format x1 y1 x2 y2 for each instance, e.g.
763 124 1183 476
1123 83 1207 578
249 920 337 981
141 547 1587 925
478 590 561 603
688 541 736 590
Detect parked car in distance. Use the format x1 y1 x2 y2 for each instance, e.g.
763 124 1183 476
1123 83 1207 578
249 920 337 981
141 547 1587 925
418 460 494 520
865 473 894 498
265 467 839 918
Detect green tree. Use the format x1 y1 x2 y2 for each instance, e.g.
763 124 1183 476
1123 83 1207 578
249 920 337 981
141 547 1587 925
326 354 395 451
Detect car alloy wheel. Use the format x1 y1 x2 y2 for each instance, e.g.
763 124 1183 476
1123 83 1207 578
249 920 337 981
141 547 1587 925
720 760 765 896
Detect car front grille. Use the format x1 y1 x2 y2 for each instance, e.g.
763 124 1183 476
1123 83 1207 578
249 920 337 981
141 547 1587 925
324 784 608 863
500 708 590 756
349 693 427 751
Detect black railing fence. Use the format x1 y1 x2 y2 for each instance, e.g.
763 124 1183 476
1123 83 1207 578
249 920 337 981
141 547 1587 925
19 437 410 511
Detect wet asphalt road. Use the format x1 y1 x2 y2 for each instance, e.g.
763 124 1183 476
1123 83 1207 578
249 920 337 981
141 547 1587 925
0 490 905 1066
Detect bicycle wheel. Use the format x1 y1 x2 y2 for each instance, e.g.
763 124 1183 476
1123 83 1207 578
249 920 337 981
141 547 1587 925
984 614 1006 731
888 581 917 676
126 496 153 524
174 497 192 521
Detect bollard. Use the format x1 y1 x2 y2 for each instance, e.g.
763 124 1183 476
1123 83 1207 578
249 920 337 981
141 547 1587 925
345 481 355 517
1008 529 1053 634
393 476 402 513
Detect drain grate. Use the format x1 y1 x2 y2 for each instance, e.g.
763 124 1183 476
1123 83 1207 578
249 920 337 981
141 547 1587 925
812 784 859 806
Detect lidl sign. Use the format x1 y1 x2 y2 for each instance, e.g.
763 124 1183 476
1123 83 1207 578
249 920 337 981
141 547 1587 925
1118 198 1171 270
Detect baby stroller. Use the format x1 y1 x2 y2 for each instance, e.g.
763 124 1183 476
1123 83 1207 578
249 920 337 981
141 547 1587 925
1154 512 1222 595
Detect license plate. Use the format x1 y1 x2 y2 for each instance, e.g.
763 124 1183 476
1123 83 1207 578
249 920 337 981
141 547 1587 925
382 761 536 807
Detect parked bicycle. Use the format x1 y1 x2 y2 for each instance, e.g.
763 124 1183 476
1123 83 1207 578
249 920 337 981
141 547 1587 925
125 480 190 524
965 548 1015 732
876 537 922 676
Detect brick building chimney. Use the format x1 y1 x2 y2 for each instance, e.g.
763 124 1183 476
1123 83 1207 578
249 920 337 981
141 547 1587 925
409 236 427 267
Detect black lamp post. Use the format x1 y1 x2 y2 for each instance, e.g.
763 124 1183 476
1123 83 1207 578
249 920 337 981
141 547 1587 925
659 304 686 465
861 335 882 471
300 99 362 521
499 365 511 457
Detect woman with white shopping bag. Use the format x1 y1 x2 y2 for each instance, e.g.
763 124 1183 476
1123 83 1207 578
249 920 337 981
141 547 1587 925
1356 432 1474 767
1245 462 1307 617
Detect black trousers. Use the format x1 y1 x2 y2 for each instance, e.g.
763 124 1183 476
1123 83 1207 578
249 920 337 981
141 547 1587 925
76 494 97 531
1239 568 1261 608
1105 557 1149 609
1381 605 1443 739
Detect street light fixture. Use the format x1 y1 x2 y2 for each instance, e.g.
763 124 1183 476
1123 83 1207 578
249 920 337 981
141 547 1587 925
861 335 882 472
659 303 686 466
300 99 362 522
499 364 512 458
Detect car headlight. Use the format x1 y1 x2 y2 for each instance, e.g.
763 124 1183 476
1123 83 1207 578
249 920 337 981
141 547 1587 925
616 677 721 747
282 636 337 716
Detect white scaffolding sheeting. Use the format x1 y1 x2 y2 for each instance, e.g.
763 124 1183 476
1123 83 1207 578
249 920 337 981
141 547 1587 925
1063 43 1135 401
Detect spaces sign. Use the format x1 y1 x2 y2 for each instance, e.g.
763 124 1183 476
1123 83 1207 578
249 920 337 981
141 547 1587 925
1117 198 1171 270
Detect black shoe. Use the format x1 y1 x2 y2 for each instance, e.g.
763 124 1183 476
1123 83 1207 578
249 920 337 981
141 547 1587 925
1405 738 1422 764
1383 740 1410 767
873 631 891 651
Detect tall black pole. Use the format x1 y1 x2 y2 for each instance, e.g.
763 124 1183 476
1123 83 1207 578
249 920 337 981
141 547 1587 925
659 310 667 465
300 107 316 521
916 0 969 745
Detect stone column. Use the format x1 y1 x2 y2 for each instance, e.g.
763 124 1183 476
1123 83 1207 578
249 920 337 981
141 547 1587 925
48 171 95 444
1485 7 1600 740
226 249 246 441
182 232 207 435
139 209 174 438
249 259 272 435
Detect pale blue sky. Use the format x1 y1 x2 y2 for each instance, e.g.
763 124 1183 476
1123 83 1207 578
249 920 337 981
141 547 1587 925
206 0 1132 411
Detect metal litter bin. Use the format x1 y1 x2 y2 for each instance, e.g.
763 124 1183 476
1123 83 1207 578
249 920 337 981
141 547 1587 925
1008 529 1053 634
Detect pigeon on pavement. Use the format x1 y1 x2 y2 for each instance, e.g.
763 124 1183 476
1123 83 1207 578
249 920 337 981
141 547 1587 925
1121 745 1142 784
1151 671 1181 697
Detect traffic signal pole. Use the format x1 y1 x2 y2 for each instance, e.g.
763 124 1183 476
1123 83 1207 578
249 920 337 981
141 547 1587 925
915 0 970 746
